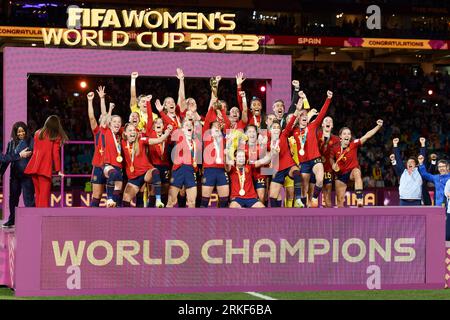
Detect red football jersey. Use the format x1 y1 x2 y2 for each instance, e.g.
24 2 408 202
230 120 247 130
248 113 262 129
91 125 105 167
121 138 153 179
146 102 170 166
318 131 340 172
272 115 297 172
147 131 170 166
202 133 226 169
229 165 258 199
101 127 123 168
292 98 332 163
331 139 362 174
244 142 267 180
171 133 201 171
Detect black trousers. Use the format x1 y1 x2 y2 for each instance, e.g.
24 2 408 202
7 175 35 224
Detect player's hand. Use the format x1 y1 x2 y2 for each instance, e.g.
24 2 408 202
239 90 246 98
176 68 184 80
292 80 300 88
165 124 173 134
419 137 426 147
19 148 32 159
109 102 115 111
327 90 333 99
376 119 383 127
214 100 222 110
271 147 280 155
430 153 437 161
145 95 152 102
332 163 340 172
389 154 395 162
308 108 318 117
57 171 65 177
87 91 95 101
131 72 139 79
417 155 424 165
258 134 268 145
392 138 399 147
96 86 106 99
236 72 245 86
155 99 164 112
215 75 222 82
299 91 306 99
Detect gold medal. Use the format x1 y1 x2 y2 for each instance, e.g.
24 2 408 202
116 155 123 163
239 189 245 196
130 165 135 172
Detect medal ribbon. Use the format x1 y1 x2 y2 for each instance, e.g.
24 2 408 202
187 136 196 165
299 128 308 154
253 115 260 127
127 141 135 169
213 137 222 163
237 166 246 192
111 129 121 157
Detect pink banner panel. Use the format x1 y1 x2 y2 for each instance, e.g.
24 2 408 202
13 207 445 297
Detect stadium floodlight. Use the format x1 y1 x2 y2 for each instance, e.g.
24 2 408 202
79 81 87 89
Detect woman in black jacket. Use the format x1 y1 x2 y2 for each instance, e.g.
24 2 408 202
1 122 35 228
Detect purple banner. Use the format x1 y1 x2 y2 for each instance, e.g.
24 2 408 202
0 189 382 207
13 207 445 296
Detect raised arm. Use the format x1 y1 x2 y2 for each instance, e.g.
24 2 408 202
87 92 97 131
240 91 248 124
392 138 405 176
130 71 138 109
176 68 186 112
203 102 217 132
417 155 435 183
155 99 173 127
287 80 301 114
221 108 231 130
310 90 333 126
145 99 154 136
96 86 107 116
360 120 383 145
283 97 303 137
236 72 245 112
209 75 221 110
307 109 318 122
100 102 115 129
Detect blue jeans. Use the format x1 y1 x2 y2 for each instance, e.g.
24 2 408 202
400 199 421 206
7 176 35 224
